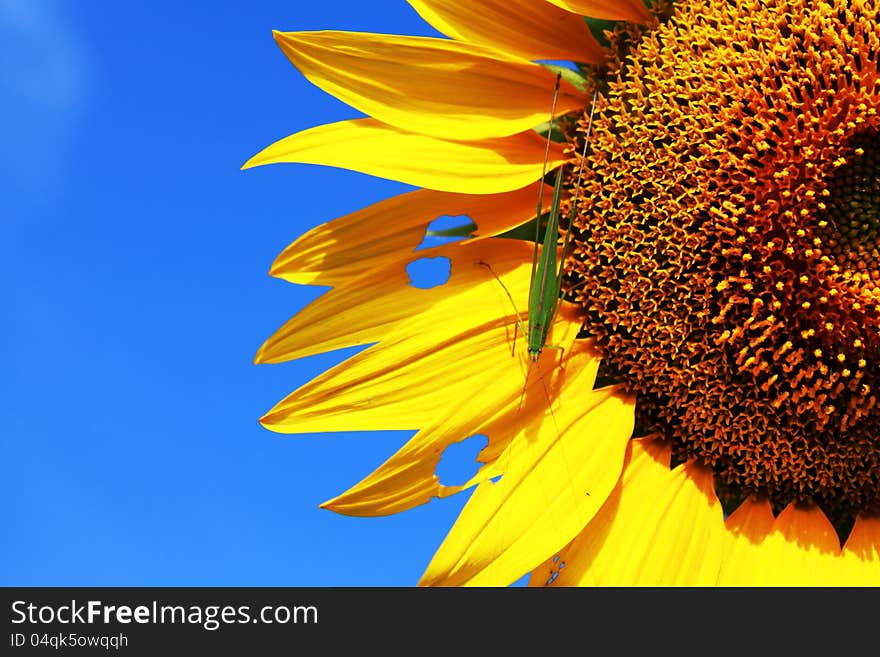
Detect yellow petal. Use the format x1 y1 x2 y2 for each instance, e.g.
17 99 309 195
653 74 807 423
406 0 605 64
323 311 599 517
269 182 550 286
838 515 880 586
259 238 538 430
261 313 507 432
418 365 635 586
531 437 726 586
718 501 843 586
319 424 489 517
256 238 533 366
272 31 585 140
545 0 652 23
714 498 775 585
242 118 566 194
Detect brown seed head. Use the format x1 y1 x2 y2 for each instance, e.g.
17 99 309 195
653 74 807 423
566 0 880 525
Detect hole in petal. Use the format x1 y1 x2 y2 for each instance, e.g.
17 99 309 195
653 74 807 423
435 434 489 487
536 59 579 70
416 214 477 251
406 256 451 289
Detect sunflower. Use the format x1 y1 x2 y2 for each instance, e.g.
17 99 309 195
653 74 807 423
243 0 880 586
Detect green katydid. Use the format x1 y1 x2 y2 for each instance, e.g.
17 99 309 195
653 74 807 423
480 76 598 378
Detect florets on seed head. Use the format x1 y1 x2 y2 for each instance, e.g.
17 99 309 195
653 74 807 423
566 0 880 525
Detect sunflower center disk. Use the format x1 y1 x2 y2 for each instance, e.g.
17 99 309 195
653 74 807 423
565 0 880 526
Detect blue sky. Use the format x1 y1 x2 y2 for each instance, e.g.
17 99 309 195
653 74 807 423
1 0 505 586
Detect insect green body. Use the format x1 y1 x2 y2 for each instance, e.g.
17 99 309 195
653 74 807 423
527 167 567 363
477 77 596 375
525 80 597 365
